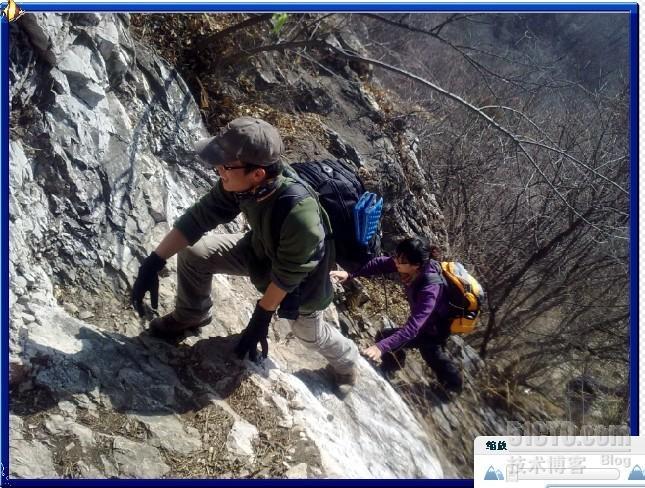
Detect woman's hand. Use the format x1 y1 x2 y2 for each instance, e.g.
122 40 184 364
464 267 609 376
330 270 349 284
362 344 382 361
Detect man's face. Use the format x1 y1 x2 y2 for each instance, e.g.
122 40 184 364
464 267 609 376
214 160 262 192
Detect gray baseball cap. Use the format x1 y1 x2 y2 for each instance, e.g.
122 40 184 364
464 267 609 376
195 117 283 167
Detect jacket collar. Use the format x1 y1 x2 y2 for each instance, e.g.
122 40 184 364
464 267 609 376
234 175 284 201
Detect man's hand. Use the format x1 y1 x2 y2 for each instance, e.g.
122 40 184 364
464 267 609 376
330 270 349 283
362 344 383 361
235 302 274 362
131 252 166 317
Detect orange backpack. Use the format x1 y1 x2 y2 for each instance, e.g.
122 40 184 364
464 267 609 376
426 261 485 334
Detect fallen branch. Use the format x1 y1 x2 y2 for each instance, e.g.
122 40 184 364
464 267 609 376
204 13 273 47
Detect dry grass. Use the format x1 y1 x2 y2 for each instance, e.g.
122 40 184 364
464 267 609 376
76 409 149 442
129 13 331 156
129 14 247 66
224 104 330 150
223 377 315 479
362 82 397 115
363 81 439 127
347 277 409 327
163 404 240 478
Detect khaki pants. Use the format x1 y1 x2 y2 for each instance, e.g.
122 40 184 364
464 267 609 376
174 233 358 374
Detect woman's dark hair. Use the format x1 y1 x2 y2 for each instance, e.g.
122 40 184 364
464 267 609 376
244 160 283 179
429 245 442 261
395 237 432 266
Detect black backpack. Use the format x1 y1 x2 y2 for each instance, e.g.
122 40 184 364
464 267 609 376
272 159 381 273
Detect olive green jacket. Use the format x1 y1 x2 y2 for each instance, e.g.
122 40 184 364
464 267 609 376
174 168 334 313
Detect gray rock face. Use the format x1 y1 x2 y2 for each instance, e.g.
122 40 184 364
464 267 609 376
8 12 468 480
10 12 209 313
134 414 202 455
19 13 67 64
10 439 58 478
285 462 309 478
112 436 170 478
226 419 259 460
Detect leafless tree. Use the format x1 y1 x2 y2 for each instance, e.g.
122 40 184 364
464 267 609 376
353 13 629 408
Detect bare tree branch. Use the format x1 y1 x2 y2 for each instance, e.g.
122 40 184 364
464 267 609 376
319 41 625 235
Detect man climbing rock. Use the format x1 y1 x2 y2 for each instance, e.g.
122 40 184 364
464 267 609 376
131 116 359 396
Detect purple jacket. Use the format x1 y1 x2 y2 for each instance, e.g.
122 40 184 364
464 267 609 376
350 256 449 353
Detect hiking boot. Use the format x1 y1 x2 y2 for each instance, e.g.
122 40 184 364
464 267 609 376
441 377 463 395
379 363 401 381
330 366 357 398
430 381 462 402
446 382 463 395
149 312 212 338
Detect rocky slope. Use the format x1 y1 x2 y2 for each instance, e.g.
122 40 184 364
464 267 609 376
8 13 534 480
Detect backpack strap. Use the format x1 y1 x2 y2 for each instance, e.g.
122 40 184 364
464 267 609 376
416 262 452 335
423 273 446 286
411 262 446 303
270 179 328 320
270 182 310 250
426 260 447 286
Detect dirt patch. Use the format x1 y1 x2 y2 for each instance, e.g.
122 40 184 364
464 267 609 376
50 433 88 478
357 276 409 325
156 377 322 479
338 275 409 349
130 13 247 67
227 378 292 477
227 377 322 478
53 284 142 336
162 403 238 478
76 408 148 442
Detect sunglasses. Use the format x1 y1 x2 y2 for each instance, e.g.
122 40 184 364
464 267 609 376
216 164 250 171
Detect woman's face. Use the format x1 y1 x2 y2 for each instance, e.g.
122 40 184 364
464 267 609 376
394 254 421 275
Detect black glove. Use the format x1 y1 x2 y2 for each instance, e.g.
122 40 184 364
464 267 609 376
235 302 274 362
131 252 166 317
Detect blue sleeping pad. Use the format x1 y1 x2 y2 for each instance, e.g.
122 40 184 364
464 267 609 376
354 192 383 246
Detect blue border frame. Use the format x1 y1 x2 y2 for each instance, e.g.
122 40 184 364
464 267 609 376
15 3 639 12
1 7 7 487
8 481 479 487
0 2 638 487
3 481 474 487
629 3 639 436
